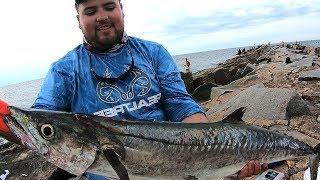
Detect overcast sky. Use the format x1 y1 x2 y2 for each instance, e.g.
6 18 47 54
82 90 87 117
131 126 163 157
0 0 320 87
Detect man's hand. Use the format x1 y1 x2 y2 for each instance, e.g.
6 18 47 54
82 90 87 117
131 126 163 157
238 160 268 179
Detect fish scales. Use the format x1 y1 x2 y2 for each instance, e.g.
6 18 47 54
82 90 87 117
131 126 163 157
5 107 320 179
93 120 316 177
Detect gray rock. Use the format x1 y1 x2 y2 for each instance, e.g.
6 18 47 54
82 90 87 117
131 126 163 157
242 63 256 77
234 68 244 80
210 84 265 100
286 95 310 118
315 47 320 57
256 54 272 64
213 68 231 85
180 72 194 93
192 83 218 102
287 57 315 68
298 68 320 81
207 85 310 121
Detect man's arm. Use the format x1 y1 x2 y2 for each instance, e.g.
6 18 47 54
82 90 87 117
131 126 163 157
32 62 74 111
153 45 205 122
182 113 208 123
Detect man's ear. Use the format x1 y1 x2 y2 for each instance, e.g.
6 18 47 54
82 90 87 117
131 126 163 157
77 15 82 29
120 3 125 17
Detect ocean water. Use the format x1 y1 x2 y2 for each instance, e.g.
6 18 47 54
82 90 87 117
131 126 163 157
173 39 320 73
173 47 242 73
288 39 320 47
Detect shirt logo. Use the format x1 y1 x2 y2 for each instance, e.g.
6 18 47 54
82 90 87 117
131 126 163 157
96 68 152 103
94 93 161 117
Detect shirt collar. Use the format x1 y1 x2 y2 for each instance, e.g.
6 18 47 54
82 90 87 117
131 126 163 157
83 32 129 53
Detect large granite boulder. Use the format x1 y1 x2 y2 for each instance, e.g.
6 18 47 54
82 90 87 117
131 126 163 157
213 68 231 85
298 68 320 81
207 85 311 121
193 67 233 86
287 57 315 68
192 82 218 102
180 72 194 93
256 53 272 64
210 86 244 100
315 47 320 57
242 63 256 77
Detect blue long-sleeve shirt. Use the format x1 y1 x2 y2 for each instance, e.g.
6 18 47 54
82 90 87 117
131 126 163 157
32 36 204 122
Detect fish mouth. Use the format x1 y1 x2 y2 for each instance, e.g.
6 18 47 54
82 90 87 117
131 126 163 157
5 106 41 151
5 114 25 133
5 116 38 150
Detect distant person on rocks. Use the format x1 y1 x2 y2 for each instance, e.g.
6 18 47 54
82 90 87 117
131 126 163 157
25 0 267 179
184 58 191 72
237 49 242 55
285 57 292 64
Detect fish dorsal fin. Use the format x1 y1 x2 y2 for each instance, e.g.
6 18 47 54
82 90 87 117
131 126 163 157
221 107 246 123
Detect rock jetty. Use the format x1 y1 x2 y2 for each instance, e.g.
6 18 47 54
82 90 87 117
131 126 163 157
182 43 320 180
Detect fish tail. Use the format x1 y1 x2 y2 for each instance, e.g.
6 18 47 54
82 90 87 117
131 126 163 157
310 143 320 180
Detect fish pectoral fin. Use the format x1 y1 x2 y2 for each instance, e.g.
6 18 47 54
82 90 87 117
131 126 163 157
98 135 126 160
221 107 246 123
100 143 126 161
103 149 129 180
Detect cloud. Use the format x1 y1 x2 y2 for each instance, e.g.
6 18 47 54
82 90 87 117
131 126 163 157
124 1 319 31
165 12 320 54
145 3 319 37
122 0 320 54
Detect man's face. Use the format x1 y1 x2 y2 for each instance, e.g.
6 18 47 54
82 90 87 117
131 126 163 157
77 0 124 51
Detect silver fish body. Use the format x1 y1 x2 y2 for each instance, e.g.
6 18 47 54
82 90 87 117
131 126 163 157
94 119 316 179
5 106 320 179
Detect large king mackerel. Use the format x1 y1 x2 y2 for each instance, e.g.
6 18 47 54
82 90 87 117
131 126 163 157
4 106 320 179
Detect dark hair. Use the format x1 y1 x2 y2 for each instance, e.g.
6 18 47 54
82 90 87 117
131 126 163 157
75 0 121 5
75 0 86 5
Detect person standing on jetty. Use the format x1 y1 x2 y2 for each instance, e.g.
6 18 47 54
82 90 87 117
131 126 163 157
25 0 267 178
184 57 191 72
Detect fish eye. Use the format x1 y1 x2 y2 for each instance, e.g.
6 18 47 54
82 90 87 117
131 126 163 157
40 124 55 140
